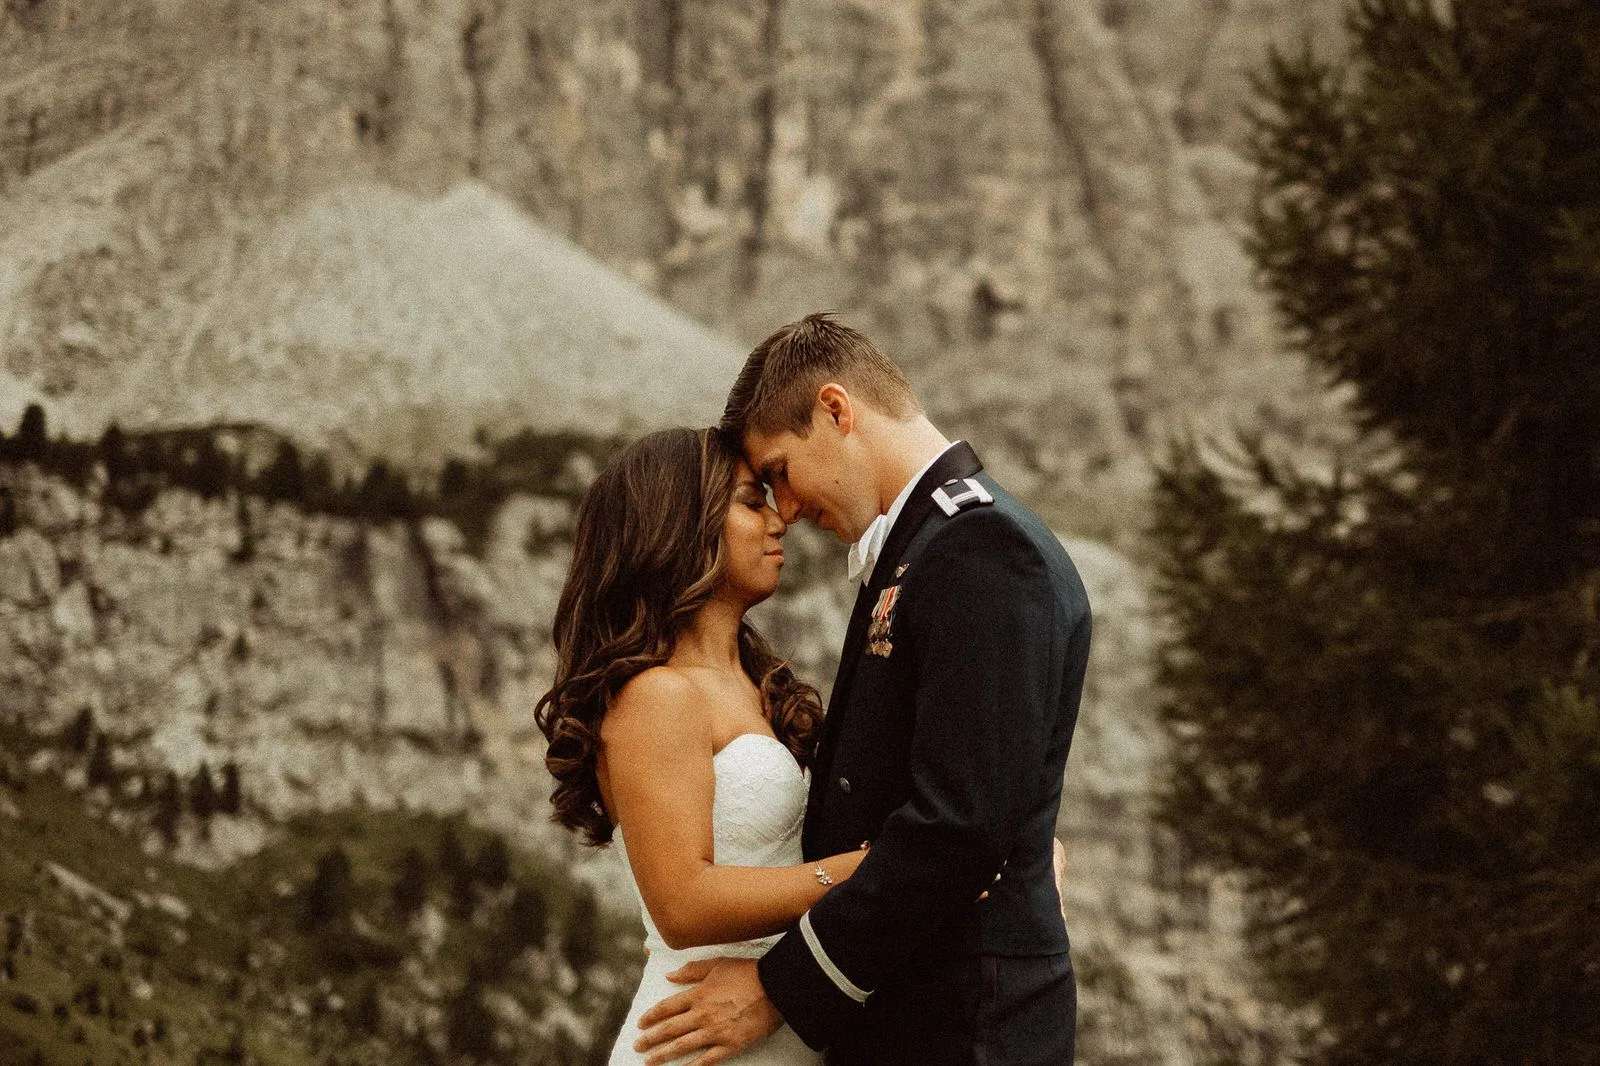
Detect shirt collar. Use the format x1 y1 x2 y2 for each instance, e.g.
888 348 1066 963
846 440 962 586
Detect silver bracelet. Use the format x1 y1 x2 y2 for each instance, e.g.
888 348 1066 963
814 865 834 886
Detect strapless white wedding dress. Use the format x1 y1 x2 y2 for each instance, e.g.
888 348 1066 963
609 732 821 1065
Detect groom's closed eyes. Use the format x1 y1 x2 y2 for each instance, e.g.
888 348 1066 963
759 459 786 496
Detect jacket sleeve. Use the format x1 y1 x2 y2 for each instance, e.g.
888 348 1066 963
757 509 1065 1050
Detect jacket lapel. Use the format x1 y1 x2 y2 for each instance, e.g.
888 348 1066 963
808 442 985 789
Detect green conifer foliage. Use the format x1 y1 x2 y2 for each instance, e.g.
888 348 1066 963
301 845 354 932
257 440 306 503
503 882 548 956
63 706 93 753
562 887 600 973
1147 2 1600 1060
189 761 219 825
391 846 430 920
472 833 512 890
153 770 182 847
13 404 46 463
218 759 242 815
85 731 114 790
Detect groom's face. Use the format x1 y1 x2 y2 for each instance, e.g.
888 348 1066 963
744 403 876 544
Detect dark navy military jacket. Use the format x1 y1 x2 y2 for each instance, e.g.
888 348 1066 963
757 441 1092 1061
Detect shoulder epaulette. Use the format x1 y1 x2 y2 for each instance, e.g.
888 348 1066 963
930 477 993 517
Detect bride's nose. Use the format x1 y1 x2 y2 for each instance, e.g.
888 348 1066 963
766 506 787 537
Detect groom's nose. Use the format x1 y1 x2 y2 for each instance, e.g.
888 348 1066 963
773 485 803 525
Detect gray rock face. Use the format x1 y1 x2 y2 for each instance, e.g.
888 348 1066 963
0 1 1345 493
0 464 602 890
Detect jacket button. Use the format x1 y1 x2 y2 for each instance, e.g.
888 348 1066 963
838 776 852 794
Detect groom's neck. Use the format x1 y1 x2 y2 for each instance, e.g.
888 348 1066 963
872 414 952 515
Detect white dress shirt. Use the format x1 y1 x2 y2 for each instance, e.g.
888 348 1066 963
846 441 963 586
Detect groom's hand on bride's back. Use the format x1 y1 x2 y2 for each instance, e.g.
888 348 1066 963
634 956 780 1065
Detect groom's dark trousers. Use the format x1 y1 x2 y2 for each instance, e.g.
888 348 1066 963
757 442 1090 1065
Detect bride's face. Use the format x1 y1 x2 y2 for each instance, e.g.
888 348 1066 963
720 458 787 602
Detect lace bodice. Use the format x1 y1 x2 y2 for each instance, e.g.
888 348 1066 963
612 732 810 962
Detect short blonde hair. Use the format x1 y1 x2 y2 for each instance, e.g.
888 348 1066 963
720 312 920 440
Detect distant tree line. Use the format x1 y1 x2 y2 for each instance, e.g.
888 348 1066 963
0 403 618 552
60 705 244 848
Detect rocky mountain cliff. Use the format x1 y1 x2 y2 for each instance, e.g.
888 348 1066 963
2 0 1353 536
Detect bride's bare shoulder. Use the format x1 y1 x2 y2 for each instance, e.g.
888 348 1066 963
600 666 713 753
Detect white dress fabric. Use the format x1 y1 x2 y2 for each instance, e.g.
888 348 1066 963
609 732 822 1065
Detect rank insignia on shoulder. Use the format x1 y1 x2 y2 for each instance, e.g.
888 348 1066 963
867 584 900 657
931 478 993 517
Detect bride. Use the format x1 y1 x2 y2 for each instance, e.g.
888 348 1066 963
534 426 867 1065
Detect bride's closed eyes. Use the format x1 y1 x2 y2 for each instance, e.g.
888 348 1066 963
736 482 768 511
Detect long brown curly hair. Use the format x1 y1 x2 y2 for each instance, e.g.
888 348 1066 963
533 426 824 847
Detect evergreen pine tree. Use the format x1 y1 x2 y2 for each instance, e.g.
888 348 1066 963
1147 2 1600 1061
63 706 93 753
356 460 411 519
188 435 230 500
188 761 219 833
13 404 46 464
438 824 477 918
351 980 383 1035
448 862 477 921
98 423 131 491
153 771 182 847
258 440 306 503
444 969 496 1061
301 845 354 931
438 457 470 500
437 824 470 881
471 833 512 890
85 731 114 790
231 491 256 564
503 882 548 955
562 887 600 973
218 759 242 815
304 453 335 510
391 845 430 919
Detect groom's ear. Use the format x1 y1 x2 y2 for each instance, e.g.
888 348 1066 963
816 382 855 436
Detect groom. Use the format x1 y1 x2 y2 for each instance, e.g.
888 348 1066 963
634 313 1091 1065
